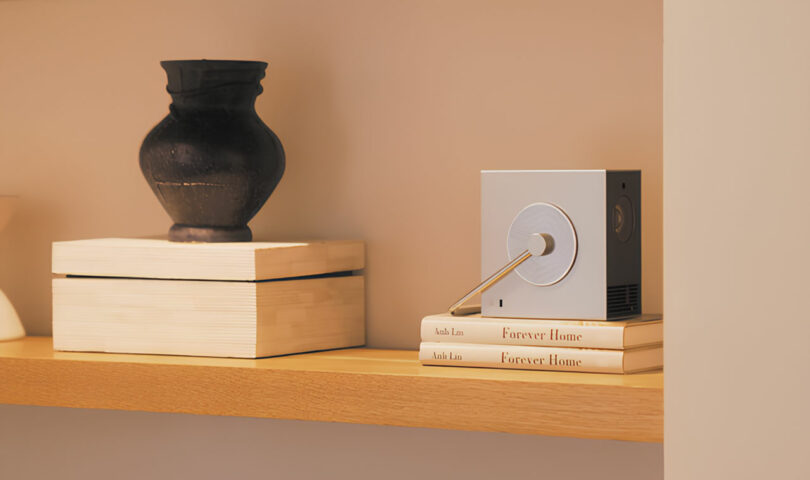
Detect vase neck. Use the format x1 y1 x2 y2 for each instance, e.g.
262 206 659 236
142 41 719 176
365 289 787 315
168 85 259 111
161 60 267 112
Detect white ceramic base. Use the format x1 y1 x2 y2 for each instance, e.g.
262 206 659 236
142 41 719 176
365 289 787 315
0 288 24 341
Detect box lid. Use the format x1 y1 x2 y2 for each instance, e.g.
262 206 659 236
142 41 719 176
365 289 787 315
52 238 365 281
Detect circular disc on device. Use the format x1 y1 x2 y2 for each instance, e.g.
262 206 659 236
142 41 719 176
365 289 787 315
507 202 577 286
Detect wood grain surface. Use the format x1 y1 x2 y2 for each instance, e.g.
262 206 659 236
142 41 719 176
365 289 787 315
53 275 365 358
0 337 662 442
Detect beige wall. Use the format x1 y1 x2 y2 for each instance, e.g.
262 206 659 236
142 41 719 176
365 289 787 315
0 404 664 480
664 0 810 478
0 0 662 346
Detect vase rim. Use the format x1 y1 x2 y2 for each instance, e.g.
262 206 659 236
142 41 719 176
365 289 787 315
160 59 268 69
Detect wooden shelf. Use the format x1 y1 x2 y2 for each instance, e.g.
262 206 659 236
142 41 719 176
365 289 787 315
0 337 662 442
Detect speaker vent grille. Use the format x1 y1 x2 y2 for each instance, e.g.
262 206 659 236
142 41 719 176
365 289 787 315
607 284 640 317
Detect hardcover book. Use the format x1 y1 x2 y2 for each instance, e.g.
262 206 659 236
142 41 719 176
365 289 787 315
419 342 662 374
421 313 662 349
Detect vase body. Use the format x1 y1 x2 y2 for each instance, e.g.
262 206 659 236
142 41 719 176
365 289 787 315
140 60 285 242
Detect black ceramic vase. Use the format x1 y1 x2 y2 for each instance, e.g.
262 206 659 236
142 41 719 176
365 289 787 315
140 60 285 242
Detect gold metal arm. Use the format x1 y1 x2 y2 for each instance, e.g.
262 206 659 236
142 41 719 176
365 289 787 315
448 232 555 316
448 250 532 316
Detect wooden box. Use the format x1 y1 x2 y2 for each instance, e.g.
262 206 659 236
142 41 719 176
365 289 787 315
52 238 365 358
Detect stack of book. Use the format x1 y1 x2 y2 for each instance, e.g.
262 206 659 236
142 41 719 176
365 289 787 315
419 313 662 374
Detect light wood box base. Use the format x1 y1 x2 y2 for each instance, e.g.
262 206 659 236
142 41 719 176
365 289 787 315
53 275 365 358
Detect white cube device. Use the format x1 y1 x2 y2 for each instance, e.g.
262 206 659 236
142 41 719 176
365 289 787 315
481 170 641 320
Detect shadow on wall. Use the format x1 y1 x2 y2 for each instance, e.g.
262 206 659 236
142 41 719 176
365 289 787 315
0 198 60 335
252 48 355 240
